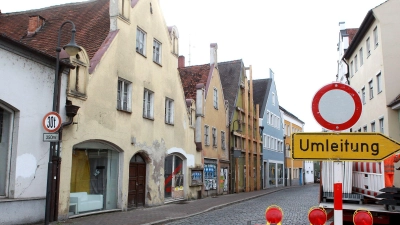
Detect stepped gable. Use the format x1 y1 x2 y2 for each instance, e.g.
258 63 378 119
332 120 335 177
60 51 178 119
218 59 243 121
178 64 211 100
0 0 110 60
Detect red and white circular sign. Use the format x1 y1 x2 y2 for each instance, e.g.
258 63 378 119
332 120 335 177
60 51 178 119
42 111 62 133
312 82 362 131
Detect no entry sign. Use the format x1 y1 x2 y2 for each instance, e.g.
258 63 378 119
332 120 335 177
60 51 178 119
312 83 362 131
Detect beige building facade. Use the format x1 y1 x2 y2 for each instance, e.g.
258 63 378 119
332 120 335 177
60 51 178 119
57 0 200 219
343 0 400 186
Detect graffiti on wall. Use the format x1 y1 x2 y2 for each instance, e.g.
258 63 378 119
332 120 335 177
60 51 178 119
204 163 217 190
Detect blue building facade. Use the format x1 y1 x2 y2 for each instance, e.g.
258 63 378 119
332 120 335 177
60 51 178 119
253 69 284 189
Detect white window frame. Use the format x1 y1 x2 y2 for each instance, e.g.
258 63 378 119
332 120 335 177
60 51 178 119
379 117 384 134
221 131 226 150
363 126 367 132
373 26 379 47
377 72 382 93
0 104 13 197
350 61 354 77
366 37 371 56
369 80 373 99
204 125 210 146
212 127 217 147
136 27 146 55
354 55 358 72
165 98 174 124
361 87 366 104
359 48 363 66
263 134 267 148
143 89 154 119
117 78 132 111
153 39 162 64
213 88 218 109
371 121 376 132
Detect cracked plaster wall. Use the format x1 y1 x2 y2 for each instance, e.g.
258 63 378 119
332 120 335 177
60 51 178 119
0 47 68 199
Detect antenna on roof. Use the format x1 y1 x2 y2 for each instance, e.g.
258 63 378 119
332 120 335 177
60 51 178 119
188 34 191 66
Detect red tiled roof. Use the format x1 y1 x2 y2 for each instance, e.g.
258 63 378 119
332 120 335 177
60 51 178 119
346 28 359 45
0 0 110 60
178 64 211 100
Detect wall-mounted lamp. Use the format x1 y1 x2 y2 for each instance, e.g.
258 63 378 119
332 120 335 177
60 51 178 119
259 126 264 136
231 119 242 133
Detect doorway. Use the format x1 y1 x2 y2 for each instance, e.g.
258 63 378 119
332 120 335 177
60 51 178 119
128 154 146 208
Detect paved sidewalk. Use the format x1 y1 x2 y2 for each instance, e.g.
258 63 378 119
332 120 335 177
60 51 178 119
45 186 298 225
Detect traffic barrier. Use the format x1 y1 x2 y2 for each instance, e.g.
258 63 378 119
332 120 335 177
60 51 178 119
308 206 327 225
265 205 283 225
353 209 373 225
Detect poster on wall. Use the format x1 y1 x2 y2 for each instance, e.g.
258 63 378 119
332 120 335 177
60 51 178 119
220 168 228 192
190 169 203 186
204 163 217 190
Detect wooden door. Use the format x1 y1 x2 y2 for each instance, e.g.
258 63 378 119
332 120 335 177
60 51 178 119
128 163 146 208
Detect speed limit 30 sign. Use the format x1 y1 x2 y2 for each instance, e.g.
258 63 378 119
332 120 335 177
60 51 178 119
42 111 62 133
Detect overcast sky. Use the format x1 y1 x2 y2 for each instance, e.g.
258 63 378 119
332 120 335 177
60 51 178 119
2 0 387 131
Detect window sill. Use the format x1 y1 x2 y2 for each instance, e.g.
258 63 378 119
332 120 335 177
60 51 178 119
136 51 147 58
165 122 174 126
143 116 154 121
153 61 162 67
117 108 132 113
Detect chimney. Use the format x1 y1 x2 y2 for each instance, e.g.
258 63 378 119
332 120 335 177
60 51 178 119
178 55 185 68
210 43 218 66
28 15 45 37
339 21 345 31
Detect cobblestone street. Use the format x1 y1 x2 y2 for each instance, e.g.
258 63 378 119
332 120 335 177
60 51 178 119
166 184 319 225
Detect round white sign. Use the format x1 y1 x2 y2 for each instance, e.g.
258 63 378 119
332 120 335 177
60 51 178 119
42 111 62 133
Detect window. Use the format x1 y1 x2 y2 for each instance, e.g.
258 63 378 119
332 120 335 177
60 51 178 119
153 39 162 64
164 155 184 197
165 98 174 124
204 125 210 145
371 121 375 132
354 55 358 72
272 93 275 105
366 37 371 56
0 105 13 196
263 134 267 148
379 118 384 133
221 131 226 150
266 111 270 124
136 28 146 55
377 73 382 93
373 26 378 47
268 136 271 149
117 78 132 111
361 87 366 104
213 88 218 109
369 80 373 99
350 61 354 77
143 89 154 119
212 127 217 147
359 48 363 66
363 126 367 132
71 143 119 213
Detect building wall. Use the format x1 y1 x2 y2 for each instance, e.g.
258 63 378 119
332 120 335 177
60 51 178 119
346 0 400 187
202 66 229 196
0 41 68 224
59 0 200 219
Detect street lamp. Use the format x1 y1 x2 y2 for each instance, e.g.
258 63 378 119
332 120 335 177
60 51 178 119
45 20 81 225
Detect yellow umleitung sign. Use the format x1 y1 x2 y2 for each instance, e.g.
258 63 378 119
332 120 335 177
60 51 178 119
292 132 400 161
